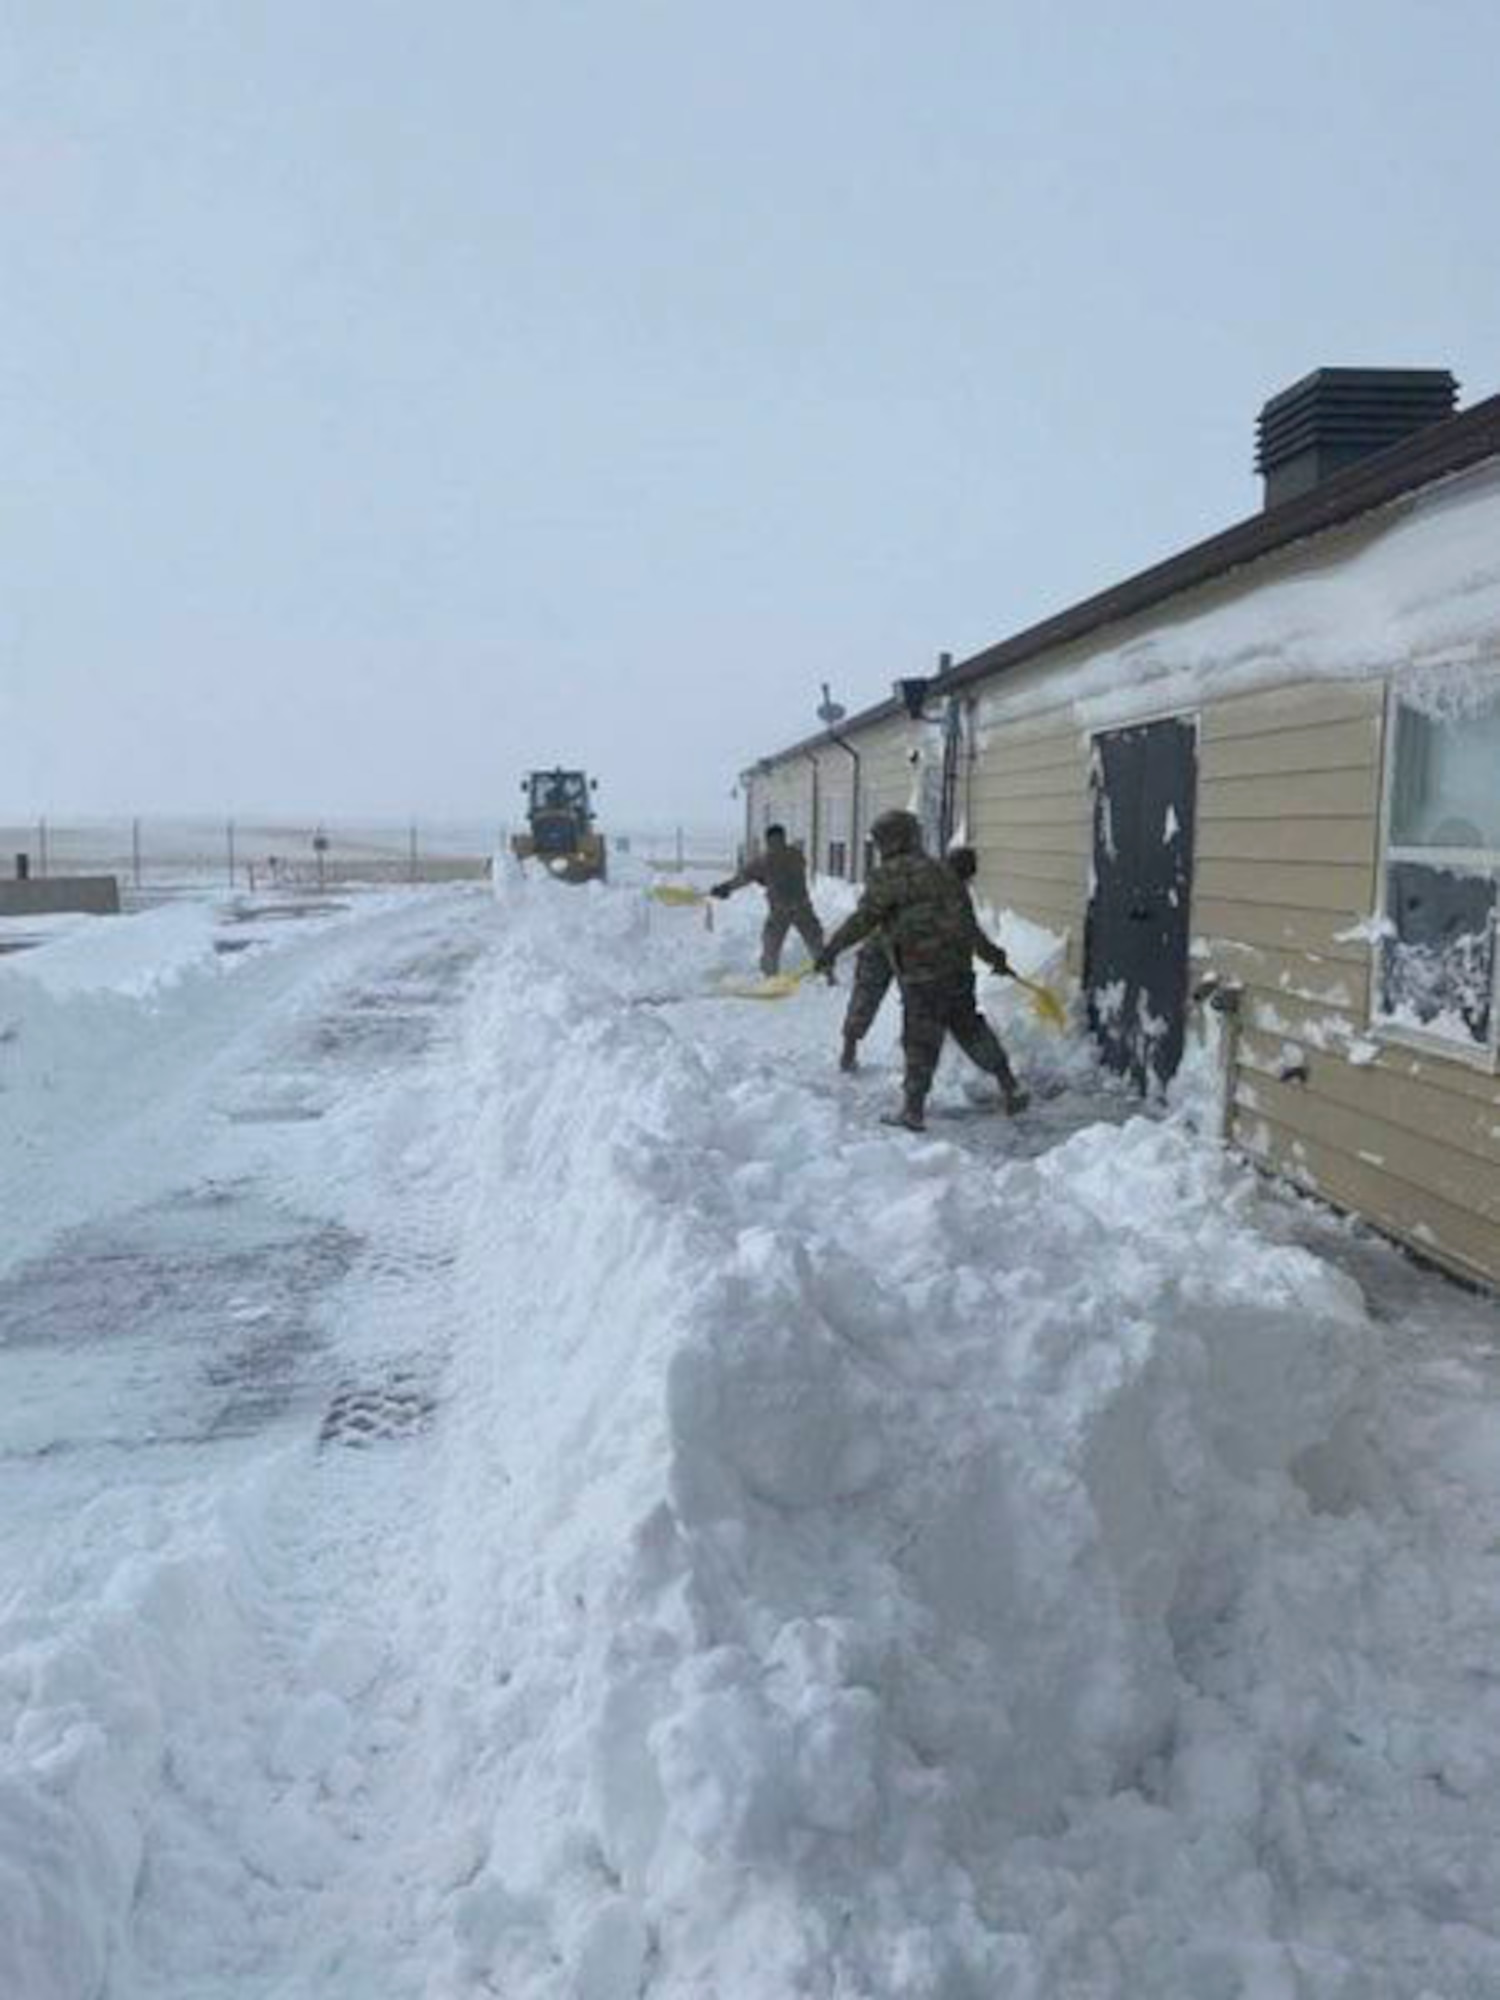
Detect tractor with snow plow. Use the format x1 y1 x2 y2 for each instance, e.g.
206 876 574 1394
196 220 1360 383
510 769 608 883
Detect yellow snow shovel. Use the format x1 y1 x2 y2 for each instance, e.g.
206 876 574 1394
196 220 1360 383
1012 975 1067 1030
650 884 706 906
715 965 816 1001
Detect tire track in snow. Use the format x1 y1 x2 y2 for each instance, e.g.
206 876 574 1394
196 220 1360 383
107 905 497 2000
0 893 501 2000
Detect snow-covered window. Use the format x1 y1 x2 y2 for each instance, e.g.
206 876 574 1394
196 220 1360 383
1375 681 1500 1059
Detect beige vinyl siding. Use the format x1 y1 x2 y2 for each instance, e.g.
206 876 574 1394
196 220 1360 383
1192 675 1500 1289
1237 1029 1500 1166
1201 937 1364 1009
743 541 1500 1289
1193 897 1372 961
968 709 1089 961
1196 857 1375 913
749 712 916 880
1234 1106 1500 1289
767 762 813 850
810 745 855 878
1196 817 1377 865
744 759 815 854
1198 715 1381 781
857 716 921 833
742 771 768 849
1201 767 1380 820
1233 982 1500 1112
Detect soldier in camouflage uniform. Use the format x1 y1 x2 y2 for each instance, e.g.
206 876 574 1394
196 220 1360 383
711 824 829 976
839 845 1006 1072
816 812 1027 1130
839 937 897 1069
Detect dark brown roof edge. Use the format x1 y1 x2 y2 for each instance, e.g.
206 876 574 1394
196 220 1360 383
751 387 1500 771
742 694 905 774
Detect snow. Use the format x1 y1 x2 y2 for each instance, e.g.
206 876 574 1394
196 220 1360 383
3 881 1500 1997
1397 656 1500 723
991 906 1069 985
3 902 223 999
976 457 1500 732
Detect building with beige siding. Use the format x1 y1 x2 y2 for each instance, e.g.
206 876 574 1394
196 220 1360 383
741 370 1500 1290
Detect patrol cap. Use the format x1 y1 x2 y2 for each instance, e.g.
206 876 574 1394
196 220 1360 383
869 809 922 856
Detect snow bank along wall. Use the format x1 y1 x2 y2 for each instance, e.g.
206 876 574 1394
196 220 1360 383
743 393 1500 1292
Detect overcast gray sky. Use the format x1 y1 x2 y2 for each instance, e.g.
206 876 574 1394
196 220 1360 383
5 0 1500 828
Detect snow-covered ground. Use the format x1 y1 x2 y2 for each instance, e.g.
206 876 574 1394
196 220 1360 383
2 875 1500 1999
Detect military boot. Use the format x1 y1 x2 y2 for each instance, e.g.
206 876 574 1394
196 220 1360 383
1001 1080 1030 1115
880 1099 926 1133
839 1034 859 1074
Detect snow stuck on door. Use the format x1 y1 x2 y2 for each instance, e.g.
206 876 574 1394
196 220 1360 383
2 876 1500 1998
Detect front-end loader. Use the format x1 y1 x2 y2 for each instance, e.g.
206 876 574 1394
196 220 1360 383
510 769 608 883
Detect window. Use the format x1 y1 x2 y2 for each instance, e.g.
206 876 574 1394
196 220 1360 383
528 770 590 814
1376 681 1500 1060
827 840 848 878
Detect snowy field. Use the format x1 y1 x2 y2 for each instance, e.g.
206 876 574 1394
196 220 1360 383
0 819 734 896
2 873 1500 1999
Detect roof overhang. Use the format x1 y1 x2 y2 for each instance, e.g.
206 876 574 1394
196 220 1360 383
749 388 1500 772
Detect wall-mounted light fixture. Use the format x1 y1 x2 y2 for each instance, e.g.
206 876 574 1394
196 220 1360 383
894 676 932 720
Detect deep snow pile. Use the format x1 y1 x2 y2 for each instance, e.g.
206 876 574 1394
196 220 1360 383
419 876 1500 1997
977 456 1500 734
3 879 1500 1999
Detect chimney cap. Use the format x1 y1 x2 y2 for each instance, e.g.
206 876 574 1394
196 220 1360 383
1256 367 1458 507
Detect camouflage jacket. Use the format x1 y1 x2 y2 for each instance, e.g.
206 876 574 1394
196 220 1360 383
825 854 1008 986
722 845 813 910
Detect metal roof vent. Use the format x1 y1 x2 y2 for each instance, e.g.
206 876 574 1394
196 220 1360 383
1256 367 1458 509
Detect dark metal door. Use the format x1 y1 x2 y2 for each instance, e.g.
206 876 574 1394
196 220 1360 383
1085 718 1197 1090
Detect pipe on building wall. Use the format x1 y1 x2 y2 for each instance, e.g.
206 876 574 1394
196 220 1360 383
953 694 980 846
938 695 965 852
828 730 862 881
802 749 821 875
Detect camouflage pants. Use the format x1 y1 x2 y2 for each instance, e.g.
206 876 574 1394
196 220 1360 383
901 972 1018 1110
761 900 825 976
842 940 895 1044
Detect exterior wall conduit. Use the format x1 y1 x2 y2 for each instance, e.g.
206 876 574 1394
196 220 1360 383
827 731 862 882
801 749 821 878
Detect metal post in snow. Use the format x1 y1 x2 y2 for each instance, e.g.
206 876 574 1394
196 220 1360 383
675 825 684 871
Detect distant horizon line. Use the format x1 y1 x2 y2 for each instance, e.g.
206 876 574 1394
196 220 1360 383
0 809 739 830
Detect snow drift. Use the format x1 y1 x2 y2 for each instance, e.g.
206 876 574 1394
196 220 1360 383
5 879 1498 1998
423 878 1395 1996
